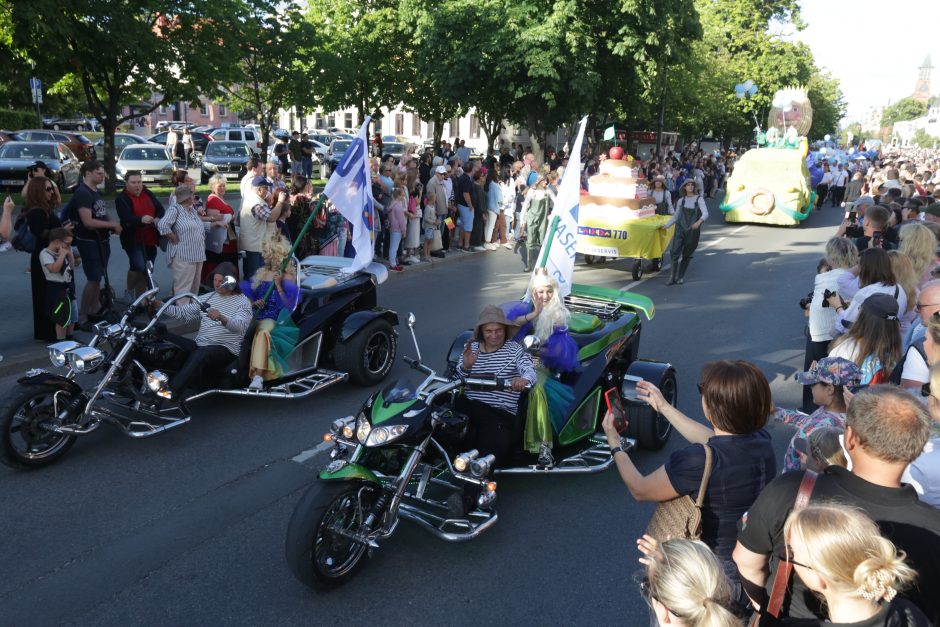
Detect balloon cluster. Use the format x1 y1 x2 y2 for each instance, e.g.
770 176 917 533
735 80 758 98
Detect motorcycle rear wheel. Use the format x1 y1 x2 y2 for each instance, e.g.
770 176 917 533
0 383 77 469
285 481 381 589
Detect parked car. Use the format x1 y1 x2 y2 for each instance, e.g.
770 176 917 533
147 130 212 160
209 127 261 155
383 142 408 164
115 144 175 184
307 133 334 147
92 133 149 152
43 116 97 131
200 141 251 183
0 130 15 146
0 141 81 191
12 129 97 162
326 139 352 171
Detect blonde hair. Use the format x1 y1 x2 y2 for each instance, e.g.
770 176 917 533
528 270 569 341
784 505 917 604
644 540 739 627
899 222 938 281
887 250 917 313
252 234 292 287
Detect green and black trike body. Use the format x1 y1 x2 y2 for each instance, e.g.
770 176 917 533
285 283 677 589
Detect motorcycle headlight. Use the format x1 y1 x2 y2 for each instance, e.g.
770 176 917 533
48 340 81 368
365 424 408 447
356 413 371 443
67 346 105 373
146 370 170 396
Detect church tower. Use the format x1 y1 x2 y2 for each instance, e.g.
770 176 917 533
914 55 933 103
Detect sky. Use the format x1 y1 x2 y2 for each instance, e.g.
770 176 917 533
786 0 940 124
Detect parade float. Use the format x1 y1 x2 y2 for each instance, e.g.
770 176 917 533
719 87 816 226
576 146 675 280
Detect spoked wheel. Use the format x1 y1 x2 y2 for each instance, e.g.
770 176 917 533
335 319 397 385
285 482 381 589
0 384 77 469
632 258 644 281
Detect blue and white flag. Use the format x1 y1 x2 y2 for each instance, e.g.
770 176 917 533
323 117 375 273
535 116 587 297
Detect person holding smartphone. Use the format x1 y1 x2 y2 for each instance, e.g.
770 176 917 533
602 360 776 615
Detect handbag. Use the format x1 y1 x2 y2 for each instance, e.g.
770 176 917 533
645 445 713 541
11 214 36 253
748 471 817 626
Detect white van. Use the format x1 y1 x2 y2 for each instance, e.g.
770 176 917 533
210 127 262 155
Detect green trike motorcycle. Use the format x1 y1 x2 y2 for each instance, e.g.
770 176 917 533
285 284 677 589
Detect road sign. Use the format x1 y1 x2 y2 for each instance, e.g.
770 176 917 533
29 77 41 91
32 91 42 105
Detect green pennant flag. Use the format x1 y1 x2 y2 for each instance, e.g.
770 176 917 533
602 126 615 141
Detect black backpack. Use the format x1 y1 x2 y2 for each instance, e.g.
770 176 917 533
11 213 36 253
888 337 927 385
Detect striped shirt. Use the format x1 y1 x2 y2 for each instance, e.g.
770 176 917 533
158 201 206 263
163 291 253 355
456 340 537 413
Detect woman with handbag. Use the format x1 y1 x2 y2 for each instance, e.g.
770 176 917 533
601 359 776 610
23 176 67 341
158 185 206 302
202 175 239 284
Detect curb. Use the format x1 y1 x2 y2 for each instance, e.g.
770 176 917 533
384 243 524 276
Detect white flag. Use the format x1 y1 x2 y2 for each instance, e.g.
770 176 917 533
323 117 376 273
535 116 587 297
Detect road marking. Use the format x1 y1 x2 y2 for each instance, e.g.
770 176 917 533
617 225 748 292
291 439 333 463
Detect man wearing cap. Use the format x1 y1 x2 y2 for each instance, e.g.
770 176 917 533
426 165 450 255
923 202 940 225
238 176 287 280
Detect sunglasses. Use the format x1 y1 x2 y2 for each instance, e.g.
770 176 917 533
777 544 813 570
639 579 680 617
917 302 940 311
44 186 55 192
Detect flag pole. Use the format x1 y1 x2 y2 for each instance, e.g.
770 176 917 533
537 215 560 269
257 192 328 308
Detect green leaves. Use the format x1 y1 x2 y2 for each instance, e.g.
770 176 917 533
880 97 928 129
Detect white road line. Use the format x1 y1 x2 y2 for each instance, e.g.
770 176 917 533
291 439 333 464
616 225 748 292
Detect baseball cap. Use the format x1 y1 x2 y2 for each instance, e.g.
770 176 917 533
860 292 899 321
435 165 448 174
795 356 862 387
251 175 270 188
852 196 875 209
925 202 940 218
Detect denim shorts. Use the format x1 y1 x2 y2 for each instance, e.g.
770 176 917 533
75 238 111 283
456 204 473 229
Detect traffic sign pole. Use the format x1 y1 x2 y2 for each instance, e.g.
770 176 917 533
29 77 42 127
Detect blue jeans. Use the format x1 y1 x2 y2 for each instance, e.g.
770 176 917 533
126 243 157 273
302 157 312 179
243 251 263 281
389 231 403 266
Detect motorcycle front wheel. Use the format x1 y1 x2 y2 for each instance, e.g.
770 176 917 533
0 383 78 469
285 481 382 589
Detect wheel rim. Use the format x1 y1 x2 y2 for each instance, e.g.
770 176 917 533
657 376 677 440
314 491 370 578
8 392 71 460
364 330 392 376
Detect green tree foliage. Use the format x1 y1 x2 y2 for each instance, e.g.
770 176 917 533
806 70 846 139
214 3 316 162
910 128 939 149
880 97 928 128
7 0 240 191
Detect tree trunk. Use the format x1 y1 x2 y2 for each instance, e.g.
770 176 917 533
103 114 117 194
525 111 545 163
432 114 444 150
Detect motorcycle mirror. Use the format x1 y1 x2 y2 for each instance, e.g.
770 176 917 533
407 312 416 328
522 335 541 353
407 312 422 364
219 275 238 292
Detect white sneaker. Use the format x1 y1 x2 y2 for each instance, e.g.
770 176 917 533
472 246 486 252
502 242 514 249
249 375 264 390
407 255 420 264
0 242 12 252
484 243 498 250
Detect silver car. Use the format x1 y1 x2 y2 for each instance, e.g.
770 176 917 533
0 141 81 191
116 143 175 184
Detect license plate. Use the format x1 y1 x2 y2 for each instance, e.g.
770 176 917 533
141 176 155 182
1 179 22 185
224 173 240 179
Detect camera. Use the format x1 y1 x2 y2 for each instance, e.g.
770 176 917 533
799 291 814 311
821 289 835 308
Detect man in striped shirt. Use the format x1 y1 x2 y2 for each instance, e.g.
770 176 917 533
152 263 254 399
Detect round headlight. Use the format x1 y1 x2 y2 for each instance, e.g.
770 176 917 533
67 346 105 373
356 414 371 442
370 427 389 445
342 425 354 439
146 370 169 392
48 340 80 368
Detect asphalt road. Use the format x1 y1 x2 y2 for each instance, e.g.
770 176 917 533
0 199 845 626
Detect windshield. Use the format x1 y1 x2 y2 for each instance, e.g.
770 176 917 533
382 379 418 403
384 142 405 155
0 143 57 160
206 142 250 157
120 147 169 161
332 140 351 154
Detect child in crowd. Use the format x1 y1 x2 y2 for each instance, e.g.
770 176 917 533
421 192 438 262
403 186 421 264
773 356 859 472
40 227 78 340
387 187 407 272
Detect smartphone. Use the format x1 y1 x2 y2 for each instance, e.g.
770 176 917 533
604 387 628 434
621 374 644 402
846 210 857 222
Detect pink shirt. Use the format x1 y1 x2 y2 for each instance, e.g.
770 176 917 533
388 199 407 233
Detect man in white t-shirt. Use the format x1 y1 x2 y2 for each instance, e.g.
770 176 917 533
830 164 849 207
900 280 940 390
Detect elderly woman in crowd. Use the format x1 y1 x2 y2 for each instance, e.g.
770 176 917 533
602 359 776 612
203 175 239 283
158 184 206 301
116 170 164 298
456 305 537 462
899 221 938 287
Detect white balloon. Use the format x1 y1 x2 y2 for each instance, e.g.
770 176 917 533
824 134 831 141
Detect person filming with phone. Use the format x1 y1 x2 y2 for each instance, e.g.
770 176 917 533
601 360 776 615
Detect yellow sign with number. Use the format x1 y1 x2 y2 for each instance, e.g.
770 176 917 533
575 209 675 259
